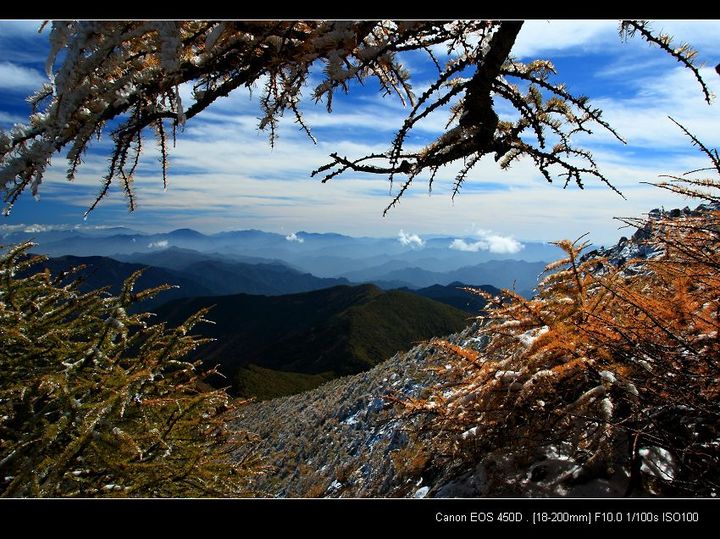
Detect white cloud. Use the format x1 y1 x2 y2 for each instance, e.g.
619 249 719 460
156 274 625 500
398 229 425 248
22 224 68 233
147 240 169 249
450 230 523 254
583 66 720 150
0 223 118 233
449 239 482 252
0 62 45 91
35 101 713 246
512 20 618 59
285 232 304 243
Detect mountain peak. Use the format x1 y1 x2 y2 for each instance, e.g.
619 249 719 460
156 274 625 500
167 228 205 238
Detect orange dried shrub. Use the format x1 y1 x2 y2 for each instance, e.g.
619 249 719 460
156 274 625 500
407 136 720 495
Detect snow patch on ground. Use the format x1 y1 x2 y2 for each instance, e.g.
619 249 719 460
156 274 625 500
342 411 361 426
517 326 549 347
327 480 342 493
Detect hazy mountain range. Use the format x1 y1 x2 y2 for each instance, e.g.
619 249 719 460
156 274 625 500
24 251 348 310
5 224 560 294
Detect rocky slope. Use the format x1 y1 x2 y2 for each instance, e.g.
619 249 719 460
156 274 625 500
234 324 485 498
235 323 634 498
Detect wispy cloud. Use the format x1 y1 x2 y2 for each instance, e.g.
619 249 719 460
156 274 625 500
450 230 523 254
512 20 618 59
571 66 720 154
0 223 120 233
0 111 26 125
0 62 45 91
147 240 169 249
398 229 425 248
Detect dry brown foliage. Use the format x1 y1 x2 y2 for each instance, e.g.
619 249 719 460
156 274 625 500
406 130 720 496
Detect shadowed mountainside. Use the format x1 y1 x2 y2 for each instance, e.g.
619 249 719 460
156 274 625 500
155 284 470 399
23 255 213 310
406 282 502 313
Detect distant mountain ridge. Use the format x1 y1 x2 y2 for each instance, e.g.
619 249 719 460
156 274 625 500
407 282 502 313
24 252 351 311
21 255 213 311
115 247 348 296
346 260 545 295
6 225 561 293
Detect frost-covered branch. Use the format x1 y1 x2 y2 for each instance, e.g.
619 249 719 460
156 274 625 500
620 20 714 104
0 20 713 216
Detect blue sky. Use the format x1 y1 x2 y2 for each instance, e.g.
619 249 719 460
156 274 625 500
0 20 719 246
